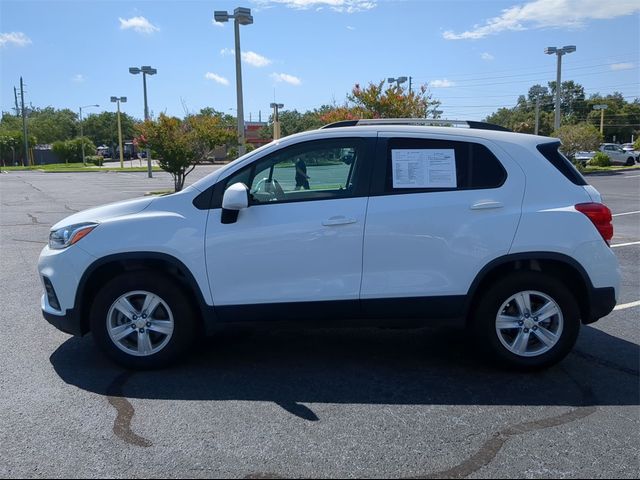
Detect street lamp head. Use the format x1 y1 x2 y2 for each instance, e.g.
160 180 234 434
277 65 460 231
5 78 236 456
141 66 157 75
544 47 557 55
129 67 141 75
234 7 253 25
397 76 408 83
388 78 395 83
121 97 127 103
214 10 229 22
562 45 576 54
110 96 118 102
270 103 284 108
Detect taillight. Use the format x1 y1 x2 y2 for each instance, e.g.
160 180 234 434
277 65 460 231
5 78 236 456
575 203 613 244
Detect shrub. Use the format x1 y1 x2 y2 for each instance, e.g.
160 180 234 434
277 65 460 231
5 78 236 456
86 155 103 166
590 152 611 167
51 137 97 164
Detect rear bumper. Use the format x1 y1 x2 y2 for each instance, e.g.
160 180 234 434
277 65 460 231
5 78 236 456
584 286 616 325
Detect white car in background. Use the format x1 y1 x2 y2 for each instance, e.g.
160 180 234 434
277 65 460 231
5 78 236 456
621 143 639 162
599 143 637 166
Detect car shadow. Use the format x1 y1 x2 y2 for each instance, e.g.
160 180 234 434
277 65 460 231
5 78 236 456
50 324 639 418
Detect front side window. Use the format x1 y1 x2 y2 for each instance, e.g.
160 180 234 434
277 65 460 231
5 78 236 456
224 138 366 205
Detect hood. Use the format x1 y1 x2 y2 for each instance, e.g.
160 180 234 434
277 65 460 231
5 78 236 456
51 196 154 230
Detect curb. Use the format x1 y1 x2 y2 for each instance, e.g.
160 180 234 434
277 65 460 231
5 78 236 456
584 167 640 176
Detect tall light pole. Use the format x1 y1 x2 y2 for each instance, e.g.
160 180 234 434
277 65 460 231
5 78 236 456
129 65 157 177
215 7 254 156
388 76 408 89
545 45 576 131
270 102 284 140
593 104 608 136
79 104 99 165
110 96 127 168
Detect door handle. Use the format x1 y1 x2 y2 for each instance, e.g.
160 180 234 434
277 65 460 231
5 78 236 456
470 201 504 210
322 216 357 226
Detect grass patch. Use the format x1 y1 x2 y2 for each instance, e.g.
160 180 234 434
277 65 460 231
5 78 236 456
1 163 162 173
583 164 639 174
145 190 174 196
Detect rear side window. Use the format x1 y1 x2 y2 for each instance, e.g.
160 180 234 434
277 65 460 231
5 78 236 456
384 138 506 193
537 142 587 186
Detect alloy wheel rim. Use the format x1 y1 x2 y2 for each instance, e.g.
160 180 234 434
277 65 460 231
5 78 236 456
107 290 174 357
495 290 564 358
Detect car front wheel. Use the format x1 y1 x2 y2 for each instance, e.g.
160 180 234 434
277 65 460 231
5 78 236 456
473 271 580 370
90 271 197 369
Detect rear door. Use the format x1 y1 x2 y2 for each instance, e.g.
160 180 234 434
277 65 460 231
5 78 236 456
360 133 525 317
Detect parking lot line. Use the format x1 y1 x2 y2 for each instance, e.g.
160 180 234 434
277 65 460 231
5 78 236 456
614 300 640 311
611 241 640 248
612 211 640 217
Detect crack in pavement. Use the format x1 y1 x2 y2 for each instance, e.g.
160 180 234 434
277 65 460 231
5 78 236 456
409 368 598 479
571 349 639 377
105 371 153 448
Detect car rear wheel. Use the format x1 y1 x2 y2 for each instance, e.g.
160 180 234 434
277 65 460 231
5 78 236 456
90 271 197 369
473 271 580 370
626 157 635 166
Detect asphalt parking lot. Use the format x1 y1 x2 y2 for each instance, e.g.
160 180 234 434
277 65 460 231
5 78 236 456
0 167 638 478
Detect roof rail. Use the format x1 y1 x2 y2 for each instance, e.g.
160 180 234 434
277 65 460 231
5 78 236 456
320 118 511 132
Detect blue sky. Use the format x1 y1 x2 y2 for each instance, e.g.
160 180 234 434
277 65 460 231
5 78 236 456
1 0 639 123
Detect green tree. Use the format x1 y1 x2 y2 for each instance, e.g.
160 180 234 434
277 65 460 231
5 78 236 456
136 113 237 191
28 107 78 143
82 111 138 148
553 123 602 160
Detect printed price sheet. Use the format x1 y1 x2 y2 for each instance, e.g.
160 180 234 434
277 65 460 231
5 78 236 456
392 149 457 189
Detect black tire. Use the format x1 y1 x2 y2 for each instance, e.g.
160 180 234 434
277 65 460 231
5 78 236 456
626 157 635 166
90 271 198 369
472 271 580 370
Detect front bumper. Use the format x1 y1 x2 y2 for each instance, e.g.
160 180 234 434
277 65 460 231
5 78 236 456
41 296 84 336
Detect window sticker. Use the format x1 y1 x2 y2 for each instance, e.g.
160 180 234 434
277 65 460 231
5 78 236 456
391 149 457 188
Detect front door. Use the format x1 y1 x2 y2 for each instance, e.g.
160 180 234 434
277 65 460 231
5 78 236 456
205 136 374 321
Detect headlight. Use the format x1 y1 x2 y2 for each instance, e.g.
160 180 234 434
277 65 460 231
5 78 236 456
49 223 98 250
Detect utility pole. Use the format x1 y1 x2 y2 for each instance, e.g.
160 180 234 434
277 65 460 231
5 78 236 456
409 76 412 94
14 87 20 117
111 96 127 168
270 103 284 140
20 77 29 166
593 104 608 136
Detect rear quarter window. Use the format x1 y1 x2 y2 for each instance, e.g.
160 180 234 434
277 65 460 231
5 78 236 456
537 142 587 186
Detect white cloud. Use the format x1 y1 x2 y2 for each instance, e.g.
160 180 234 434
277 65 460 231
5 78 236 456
212 16 225 27
118 16 159 34
220 48 272 67
429 79 455 88
205 73 230 85
610 62 635 71
242 51 272 67
254 0 376 13
0 32 32 48
347 25 356 30
443 0 640 40
71 74 86 83
270 73 302 86
481 52 495 61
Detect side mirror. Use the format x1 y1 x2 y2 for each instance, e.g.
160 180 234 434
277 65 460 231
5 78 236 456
221 182 249 224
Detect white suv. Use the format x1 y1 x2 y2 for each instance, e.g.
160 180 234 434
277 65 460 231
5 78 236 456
38 119 620 370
